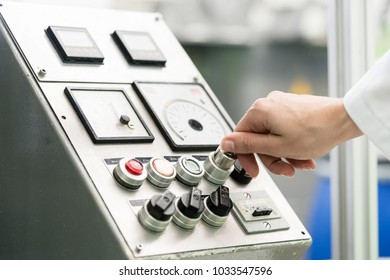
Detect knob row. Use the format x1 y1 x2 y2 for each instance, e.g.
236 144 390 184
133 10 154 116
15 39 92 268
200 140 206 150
113 148 249 190
138 186 233 233
114 156 205 190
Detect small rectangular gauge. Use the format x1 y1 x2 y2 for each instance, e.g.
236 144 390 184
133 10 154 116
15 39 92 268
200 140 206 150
112 30 166 66
65 87 154 144
133 82 233 151
46 26 104 64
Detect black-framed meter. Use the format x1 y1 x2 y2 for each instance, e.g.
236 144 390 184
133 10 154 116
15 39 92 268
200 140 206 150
65 87 154 144
46 26 104 63
112 30 166 66
133 82 233 151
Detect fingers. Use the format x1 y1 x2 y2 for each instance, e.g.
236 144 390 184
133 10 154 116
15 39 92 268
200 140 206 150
236 154 259 178
285 158 317 171
221 133 317 177
258 154 295 177
221 132 283 157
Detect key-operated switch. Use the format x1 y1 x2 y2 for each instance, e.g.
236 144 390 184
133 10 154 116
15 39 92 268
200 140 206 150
173 187 205 230
202 186 233 227
138 191 176 233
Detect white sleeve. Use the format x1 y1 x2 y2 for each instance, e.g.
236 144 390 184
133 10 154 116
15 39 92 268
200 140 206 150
344 50 390 160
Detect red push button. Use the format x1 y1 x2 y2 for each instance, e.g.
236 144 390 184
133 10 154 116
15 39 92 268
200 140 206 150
152 158 174 177
125 159 144 176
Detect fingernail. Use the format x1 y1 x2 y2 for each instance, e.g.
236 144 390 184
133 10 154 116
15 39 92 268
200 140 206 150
221 140 235 152
302 167 315 171
282 173 294 178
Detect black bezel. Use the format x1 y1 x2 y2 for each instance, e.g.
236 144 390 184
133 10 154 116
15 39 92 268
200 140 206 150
46 25 104 64
112 30 166 66
132 81 233 151
65 87 154 144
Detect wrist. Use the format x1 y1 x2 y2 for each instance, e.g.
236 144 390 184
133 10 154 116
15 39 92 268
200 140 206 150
336 98 363 143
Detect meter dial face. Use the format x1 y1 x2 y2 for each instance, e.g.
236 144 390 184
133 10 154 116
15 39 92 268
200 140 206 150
166 100 226 143
133 82 233 151
65 87 153 143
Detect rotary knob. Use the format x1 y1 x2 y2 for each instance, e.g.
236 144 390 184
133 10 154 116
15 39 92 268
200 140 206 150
113 158 147 190
230 160 253 185
146 157 176 189
202 185 233 227
173 187 205 230
138 191 176 233
203 147 237 185
175 156 204 186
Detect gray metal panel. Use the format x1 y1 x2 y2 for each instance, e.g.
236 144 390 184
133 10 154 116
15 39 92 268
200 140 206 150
0 2 198 84
0 16 129 259
0 2 312 259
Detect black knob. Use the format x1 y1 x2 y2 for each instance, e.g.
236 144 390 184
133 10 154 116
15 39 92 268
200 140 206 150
230 160 252 185
177 187 204 219
206 185 233 217
120 114 130 125
146 191 176 221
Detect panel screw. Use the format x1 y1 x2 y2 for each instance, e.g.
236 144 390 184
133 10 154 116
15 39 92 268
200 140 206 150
135 244 143 253
38 68 47 78
263 221 271 229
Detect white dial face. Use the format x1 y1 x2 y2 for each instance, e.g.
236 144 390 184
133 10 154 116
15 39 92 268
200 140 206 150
134 82 233 150
165 100 226 145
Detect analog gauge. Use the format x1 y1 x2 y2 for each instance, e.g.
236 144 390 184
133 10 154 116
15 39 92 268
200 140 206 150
133 82 233 151
65 87 153 143
165 100 226 143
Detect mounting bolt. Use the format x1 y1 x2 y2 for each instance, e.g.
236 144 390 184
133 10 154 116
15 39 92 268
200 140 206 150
38 68 47 78
135 244 143 253
193 76 199 82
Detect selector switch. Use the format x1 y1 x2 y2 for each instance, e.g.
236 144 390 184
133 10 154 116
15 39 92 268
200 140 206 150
175 156 204 186
173 187 205 230
146 157 176 189
202 185 233 227
138 191 176 233
203 148 237 185
230 160 252 185
113 157 147 190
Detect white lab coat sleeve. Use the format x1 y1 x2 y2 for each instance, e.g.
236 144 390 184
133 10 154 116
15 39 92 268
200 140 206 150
344 50 390 160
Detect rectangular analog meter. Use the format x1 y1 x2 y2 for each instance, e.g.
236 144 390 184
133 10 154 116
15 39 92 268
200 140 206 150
133 82 233 151
65 87 154 144
46 26 104 63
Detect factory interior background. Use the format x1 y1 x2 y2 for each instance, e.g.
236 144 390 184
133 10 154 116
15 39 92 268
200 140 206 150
6 0 390 259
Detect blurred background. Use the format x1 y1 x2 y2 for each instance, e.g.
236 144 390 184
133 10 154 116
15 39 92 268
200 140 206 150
10 0 390 259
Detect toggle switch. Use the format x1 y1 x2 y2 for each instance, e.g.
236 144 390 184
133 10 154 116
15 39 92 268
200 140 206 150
146 157 176 189
252 205 273 217
113 157 147 190
175 156 204 186
203 147 237 185
173 187 205 230
138 191 176 233
202 185 233 227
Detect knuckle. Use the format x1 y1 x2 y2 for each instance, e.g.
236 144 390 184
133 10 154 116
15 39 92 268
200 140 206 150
267 90 283 98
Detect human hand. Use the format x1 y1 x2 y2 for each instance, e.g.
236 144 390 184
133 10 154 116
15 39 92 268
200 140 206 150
220 91 363 177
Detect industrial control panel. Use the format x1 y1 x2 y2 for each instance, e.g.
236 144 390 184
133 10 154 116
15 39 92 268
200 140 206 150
0 2 311 259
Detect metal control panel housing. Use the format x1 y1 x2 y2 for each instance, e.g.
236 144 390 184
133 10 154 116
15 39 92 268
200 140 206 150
0 2 311 259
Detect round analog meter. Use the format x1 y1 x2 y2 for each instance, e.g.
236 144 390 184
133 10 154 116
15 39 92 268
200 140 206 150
133 82 233 151
165 100 226 144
